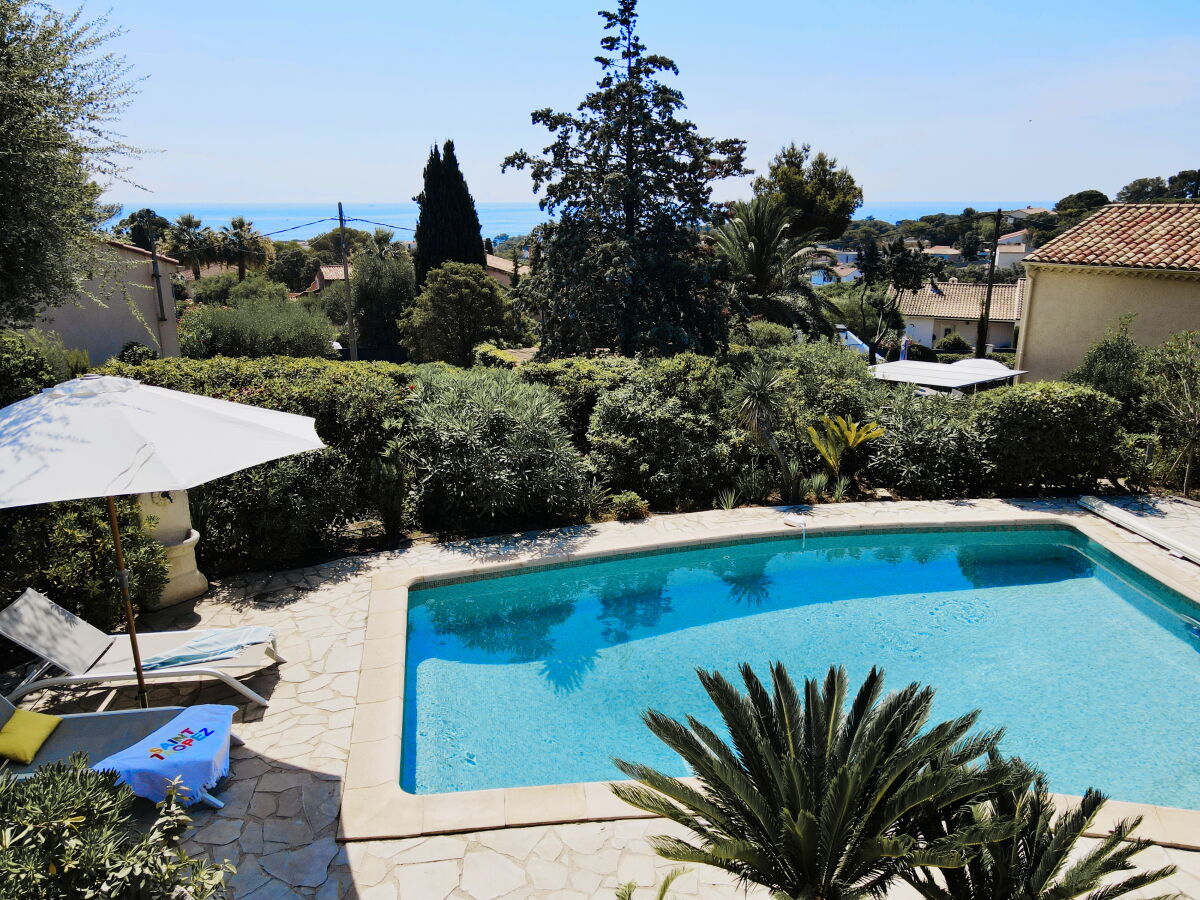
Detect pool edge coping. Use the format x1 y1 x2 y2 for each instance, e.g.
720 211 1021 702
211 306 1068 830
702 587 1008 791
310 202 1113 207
340 500 1200 850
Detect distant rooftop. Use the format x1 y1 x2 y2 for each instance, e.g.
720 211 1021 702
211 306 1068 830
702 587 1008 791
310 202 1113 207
894 279 1025 322
1024 203 1200 272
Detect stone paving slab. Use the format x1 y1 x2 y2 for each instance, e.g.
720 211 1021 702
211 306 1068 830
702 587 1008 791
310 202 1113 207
18 498 1200 898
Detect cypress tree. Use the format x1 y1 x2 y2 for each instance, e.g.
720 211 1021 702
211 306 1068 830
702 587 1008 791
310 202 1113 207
413 140 486 284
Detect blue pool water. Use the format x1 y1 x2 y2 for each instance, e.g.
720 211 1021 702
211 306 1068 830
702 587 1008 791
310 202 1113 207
402 526 1200 807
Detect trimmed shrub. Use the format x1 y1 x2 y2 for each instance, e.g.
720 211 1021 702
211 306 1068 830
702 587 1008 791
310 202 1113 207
609 490 650 520
935 332 972 353
0 754 231 898
402 368 591 532
938 352 1013 366
866 391 990 498
0 330 56 406
518 355 641 446
588 354 742 510
228 273 290 304
178 297 337 359
974 382 1125 491
0 498 167 638
473 342 518 369
99 357 414 571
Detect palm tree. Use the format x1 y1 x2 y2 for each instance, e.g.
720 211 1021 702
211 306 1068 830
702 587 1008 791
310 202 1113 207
904 759 1177 900
164 214 216 280
710 195 841 336
612 664 1012 900
219 216 270 281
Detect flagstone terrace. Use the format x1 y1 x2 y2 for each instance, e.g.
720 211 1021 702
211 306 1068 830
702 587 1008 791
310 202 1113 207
22 499 1200 899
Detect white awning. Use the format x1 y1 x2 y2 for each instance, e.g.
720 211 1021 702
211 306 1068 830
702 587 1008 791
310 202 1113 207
870 358 1025 389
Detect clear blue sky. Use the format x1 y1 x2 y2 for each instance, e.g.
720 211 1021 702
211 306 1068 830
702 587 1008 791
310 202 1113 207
74 0 1199 206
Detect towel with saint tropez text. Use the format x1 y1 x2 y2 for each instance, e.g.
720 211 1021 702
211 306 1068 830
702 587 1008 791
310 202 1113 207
140 625 274 670
92 704 236 804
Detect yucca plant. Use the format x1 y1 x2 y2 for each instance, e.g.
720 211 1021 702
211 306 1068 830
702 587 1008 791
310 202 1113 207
800 470 830 502
612 664 1013 900
831 475 851 502
904 758 1177 900
714 487 741 510
807 414 885 477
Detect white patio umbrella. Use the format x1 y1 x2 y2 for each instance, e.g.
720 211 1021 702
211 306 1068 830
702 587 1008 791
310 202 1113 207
0 374 326 706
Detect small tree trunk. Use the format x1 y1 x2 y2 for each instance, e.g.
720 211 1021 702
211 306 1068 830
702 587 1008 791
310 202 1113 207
191 260 201 281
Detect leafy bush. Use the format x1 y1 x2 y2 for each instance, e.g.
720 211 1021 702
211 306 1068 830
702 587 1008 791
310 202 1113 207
934 332 972 353
178 297 337 359
402 262 521 367
733 320 794 348
228 273 290 304
113 340 159 365
866 391 991 498
975 382 1125 491
519 355 641 446
266 244 321 292
473 342 518 369
99 357 413 571
0 498 167 645
0 330 56 406
0 755 230 899
401 368 591 532
609 490 650 520
187 272 239 304
1063 316 1153 431
588 354 743 509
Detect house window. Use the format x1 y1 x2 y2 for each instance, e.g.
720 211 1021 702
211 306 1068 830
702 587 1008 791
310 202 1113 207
944 328 953 337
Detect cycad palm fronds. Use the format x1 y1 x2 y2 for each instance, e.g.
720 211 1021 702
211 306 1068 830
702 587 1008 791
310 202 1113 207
614 866 689 900
807 415 885 476
612 664 1011 900
905 758 1178 900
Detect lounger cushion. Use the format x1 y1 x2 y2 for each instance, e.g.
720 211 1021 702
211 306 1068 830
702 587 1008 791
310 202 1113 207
0 708 62 764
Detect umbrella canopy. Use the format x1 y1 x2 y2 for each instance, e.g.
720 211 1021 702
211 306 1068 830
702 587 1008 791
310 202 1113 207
0 375 324 508
0 374 326 706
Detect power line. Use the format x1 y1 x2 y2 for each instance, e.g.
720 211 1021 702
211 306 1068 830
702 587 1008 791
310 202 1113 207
344 216 416 233
262 217 338 237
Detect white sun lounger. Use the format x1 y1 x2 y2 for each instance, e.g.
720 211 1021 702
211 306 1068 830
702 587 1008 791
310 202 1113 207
0 589 284 707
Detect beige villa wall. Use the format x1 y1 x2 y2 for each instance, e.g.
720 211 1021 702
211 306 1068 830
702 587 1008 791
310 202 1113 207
1017 265 1200 381
37 245 180 365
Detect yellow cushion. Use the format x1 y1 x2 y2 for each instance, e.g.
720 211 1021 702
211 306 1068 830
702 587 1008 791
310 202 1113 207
0 708 62 765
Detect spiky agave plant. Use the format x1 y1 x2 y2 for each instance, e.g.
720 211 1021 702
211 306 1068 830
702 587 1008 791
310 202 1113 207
612 664 1013 900
903 757 1178 900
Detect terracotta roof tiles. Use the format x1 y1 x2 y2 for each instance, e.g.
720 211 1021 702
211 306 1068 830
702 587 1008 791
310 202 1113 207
895 279 1025 323
1024 203 1200 272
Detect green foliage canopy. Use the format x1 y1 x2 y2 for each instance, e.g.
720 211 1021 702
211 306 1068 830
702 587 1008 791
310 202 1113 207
402 262 517 367
753 142 864 241
0 4 139 327
413 140 486 284
503 0 747 357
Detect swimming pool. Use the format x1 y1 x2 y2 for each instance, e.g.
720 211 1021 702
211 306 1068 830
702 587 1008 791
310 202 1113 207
401 525 1200 808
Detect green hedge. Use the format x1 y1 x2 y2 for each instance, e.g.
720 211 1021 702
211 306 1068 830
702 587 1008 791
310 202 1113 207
519 355 641 446
0 499 167 648
975 382 1124 491
98 357 415 571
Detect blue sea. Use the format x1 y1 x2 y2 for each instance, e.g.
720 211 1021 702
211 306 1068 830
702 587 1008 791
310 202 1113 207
116 199 1051 243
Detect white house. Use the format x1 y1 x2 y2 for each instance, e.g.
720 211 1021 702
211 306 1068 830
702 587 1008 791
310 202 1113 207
895 279 1025 349
812 264 862 285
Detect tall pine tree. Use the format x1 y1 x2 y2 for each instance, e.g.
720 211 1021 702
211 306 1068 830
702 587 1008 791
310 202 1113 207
503 0 747 357
413 140 486 284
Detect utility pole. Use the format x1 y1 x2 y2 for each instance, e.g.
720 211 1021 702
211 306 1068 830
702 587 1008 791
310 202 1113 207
338 201 359 361
974 207 1003 358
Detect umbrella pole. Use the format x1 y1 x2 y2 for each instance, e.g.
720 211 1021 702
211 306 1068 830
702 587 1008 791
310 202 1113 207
106 496 149 709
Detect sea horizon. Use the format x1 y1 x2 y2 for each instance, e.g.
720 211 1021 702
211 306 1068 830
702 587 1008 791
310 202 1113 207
111 199 1054 243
